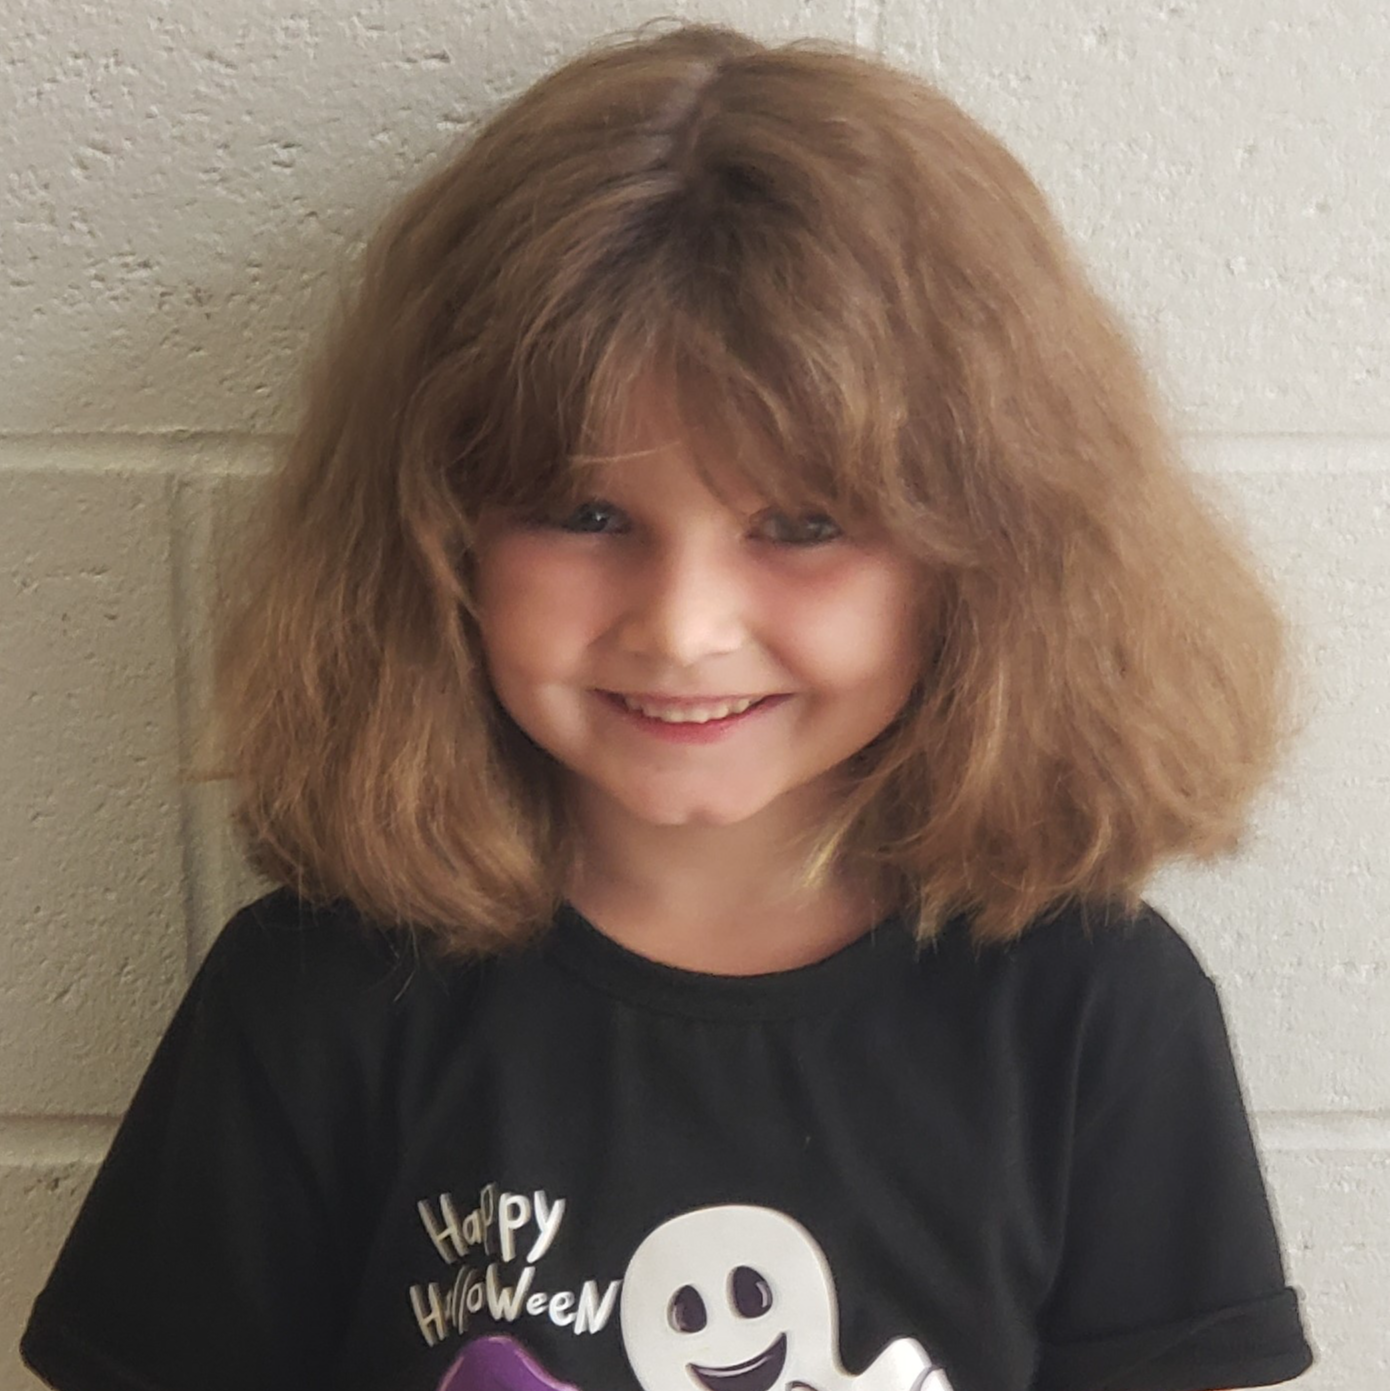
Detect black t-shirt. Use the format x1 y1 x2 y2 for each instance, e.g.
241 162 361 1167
22 888 1312 1391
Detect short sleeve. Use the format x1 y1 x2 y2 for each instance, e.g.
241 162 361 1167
1033 926 1314 1391
20 897 390 1391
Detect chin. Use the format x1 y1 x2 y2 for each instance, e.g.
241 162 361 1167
615 789 777 829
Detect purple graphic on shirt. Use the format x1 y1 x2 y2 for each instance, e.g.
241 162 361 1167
435 1334 583 1391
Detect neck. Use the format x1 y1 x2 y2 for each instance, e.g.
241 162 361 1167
562 775 880 974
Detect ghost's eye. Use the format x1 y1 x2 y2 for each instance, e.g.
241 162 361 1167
730 1265 773 1318
668 1285 708 1333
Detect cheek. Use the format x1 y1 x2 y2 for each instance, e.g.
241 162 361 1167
777 565 923 689
476 544 599 674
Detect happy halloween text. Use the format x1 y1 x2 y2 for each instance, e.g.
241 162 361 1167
409 1183 622 1348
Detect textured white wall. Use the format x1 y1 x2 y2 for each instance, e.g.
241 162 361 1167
1 1 1385 1387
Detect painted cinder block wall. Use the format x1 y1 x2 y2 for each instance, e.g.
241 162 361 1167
2 1 1386 1387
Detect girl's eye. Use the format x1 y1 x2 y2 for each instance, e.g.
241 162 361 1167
757 510 843 546
553 500 624 534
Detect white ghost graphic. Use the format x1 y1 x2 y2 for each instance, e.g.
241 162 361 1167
620 1205 955 1391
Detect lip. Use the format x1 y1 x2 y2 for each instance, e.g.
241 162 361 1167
601 691 775 706
595 690 791 743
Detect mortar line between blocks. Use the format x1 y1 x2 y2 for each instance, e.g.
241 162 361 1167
0 1117 121 1165
1 1111 1384 1167
0 430 1383 458
849 0 882 51
168 467 218 985
0 433 283 474
1256 1112 1390 1152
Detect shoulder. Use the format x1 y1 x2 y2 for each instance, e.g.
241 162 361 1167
195 887 483 1039
178 890 498 1140
203 886 411 976
1022 902 1231 1127
199 887 407 999
985 897 1215 1011
933 899 1225 1111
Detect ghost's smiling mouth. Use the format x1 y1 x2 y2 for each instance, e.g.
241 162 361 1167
687 1332 787 1391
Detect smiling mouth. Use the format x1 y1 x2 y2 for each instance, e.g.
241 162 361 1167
688 1333 787 1391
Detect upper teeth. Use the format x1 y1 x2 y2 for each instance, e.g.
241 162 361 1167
620 695 761 723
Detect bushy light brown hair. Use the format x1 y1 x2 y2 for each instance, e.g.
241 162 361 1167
189 21 1302 953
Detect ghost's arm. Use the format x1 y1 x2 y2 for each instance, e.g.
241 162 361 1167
854 1338 955 1391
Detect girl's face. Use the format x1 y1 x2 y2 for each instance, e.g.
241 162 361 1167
473 388 925 839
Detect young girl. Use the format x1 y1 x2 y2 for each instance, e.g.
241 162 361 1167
22 22 1314 1391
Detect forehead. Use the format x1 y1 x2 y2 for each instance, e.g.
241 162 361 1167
577 374 821 513
581 433 758 513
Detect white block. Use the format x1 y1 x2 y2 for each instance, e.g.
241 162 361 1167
0 1155 101 1391
1147 456 1387 1113
1262 1146 1390 1391
0 0 859 435
0 463 186 1114
884 0 1388 433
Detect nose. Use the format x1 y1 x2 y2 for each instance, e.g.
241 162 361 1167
614 538 748 668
